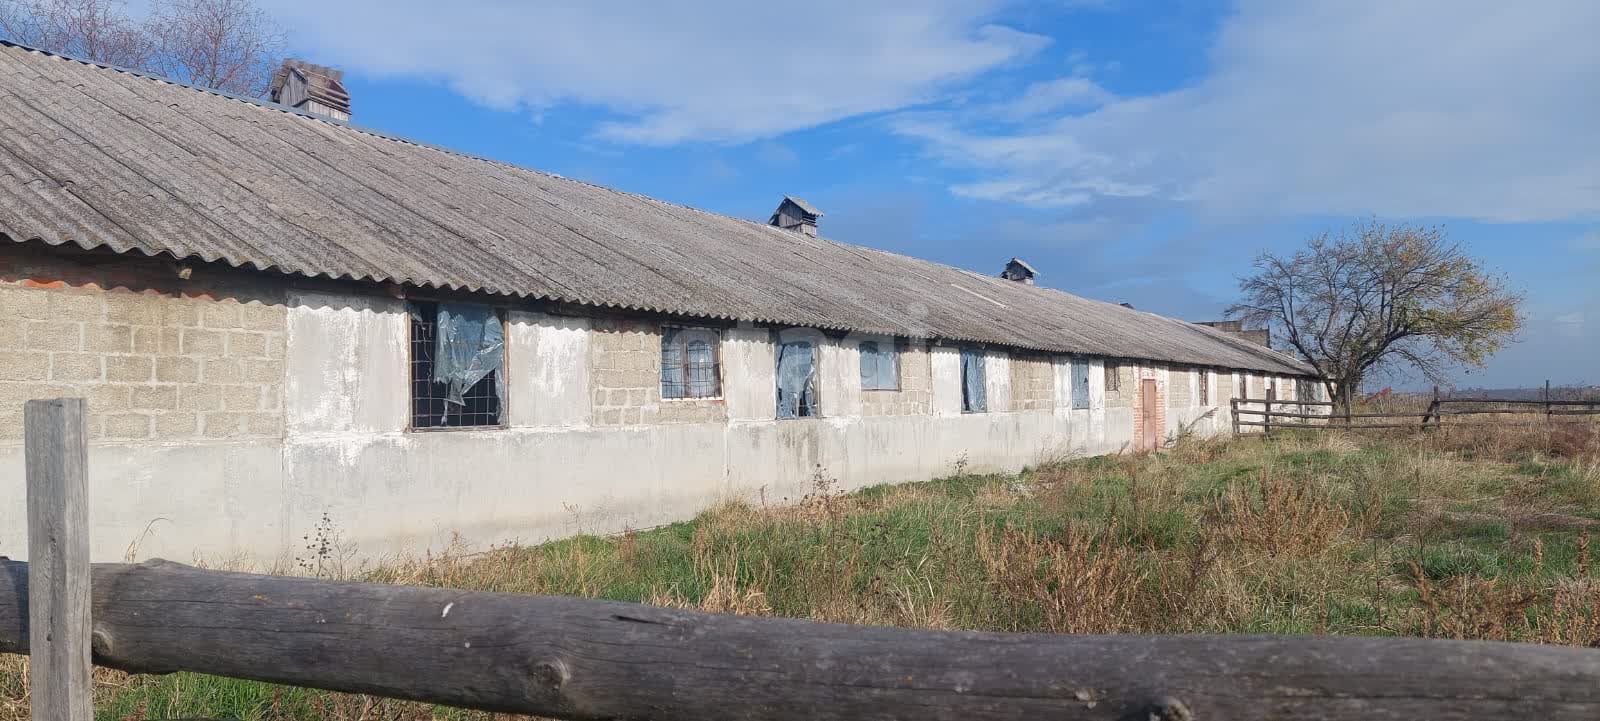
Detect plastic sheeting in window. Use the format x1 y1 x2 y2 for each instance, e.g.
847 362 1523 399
434 303 504 406
961 348 987 413
859 341 898 390
776 340 817 418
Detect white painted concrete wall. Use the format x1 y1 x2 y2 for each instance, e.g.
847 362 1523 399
930 346 961 416
0 289 1276 565
508 311 591 428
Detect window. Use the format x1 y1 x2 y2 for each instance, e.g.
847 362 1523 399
960 348 987 413
661 327 722 399
1199 371 1210 405
776 339 818 418
1296 378 1318 410
1105 362 1121 392
1071 359 1091 410
409 300 504 428
859 340 900 390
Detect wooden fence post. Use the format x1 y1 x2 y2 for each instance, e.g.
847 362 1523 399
1230 398 1240 436
1546 380 1553 424
1421 386 1440 431
24 398 93 721
1265 387 1275 437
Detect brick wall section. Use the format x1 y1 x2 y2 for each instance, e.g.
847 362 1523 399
0 244 287 443
589 318 727 426
1009 353 1054 412
860 340 934 417
1130 366 1167 450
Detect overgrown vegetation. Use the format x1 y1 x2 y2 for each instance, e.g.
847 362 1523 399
4 423 1598 720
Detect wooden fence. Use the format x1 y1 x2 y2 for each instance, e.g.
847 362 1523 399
7 398 1600 720
1232 387 1600 434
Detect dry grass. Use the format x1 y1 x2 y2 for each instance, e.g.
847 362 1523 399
3 423 1598 720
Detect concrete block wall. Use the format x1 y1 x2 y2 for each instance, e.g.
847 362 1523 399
1105 363 1136 409
1167 367 1193 407
1009 353 1055 411
0 246 287 443
589 318 727 426
859 339 934 417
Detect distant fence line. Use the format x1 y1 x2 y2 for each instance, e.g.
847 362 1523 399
7 398 1600 721
1232 387 1600 434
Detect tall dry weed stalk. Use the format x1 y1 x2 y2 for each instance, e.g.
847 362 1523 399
976 521 1143 634
1219 470 1348 557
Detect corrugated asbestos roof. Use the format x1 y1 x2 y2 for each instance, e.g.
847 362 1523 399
0 41 1314 376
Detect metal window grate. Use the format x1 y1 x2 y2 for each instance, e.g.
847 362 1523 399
661 327 722 399
410 300 503 428
1199 371 1209 405
1105 363 1121 392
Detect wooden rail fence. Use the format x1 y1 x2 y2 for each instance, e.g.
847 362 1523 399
7 397 1600 720
1232 386 1600 435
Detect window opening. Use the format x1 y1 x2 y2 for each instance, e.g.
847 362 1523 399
776 339 818 418
661 327 722 399
1071 359 1091 410
859 340 899 390
961 348 987 413
409 300 504 428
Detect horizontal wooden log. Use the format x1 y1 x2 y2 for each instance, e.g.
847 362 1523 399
1236 398 1335 407
3 561 1600 720
1236 420 1425 430
1238 410 1400 420
1440 398 1600 407
1436 408 1600 416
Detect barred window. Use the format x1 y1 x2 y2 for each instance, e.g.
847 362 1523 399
859 340 899 390
1105 362 1121 392
409 300 504 429
661 327 722 399
1199 371 1210 405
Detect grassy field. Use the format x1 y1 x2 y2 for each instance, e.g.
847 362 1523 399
4 422 1599 720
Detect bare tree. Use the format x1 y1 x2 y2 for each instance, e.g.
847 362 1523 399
1228 221 1523 414
0 0 151 68
145 0 283 97
0 0 283 97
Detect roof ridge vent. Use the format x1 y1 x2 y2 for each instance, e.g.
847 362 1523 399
769 195 822 236
269 59 351 121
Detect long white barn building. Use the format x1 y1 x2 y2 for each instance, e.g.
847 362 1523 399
0 43 1320 563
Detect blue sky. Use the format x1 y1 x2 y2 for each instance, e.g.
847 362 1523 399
256 0 1596 389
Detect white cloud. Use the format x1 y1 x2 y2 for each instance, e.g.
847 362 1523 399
999 77 1113 119
897 0 1600 222
260 0 1047 145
